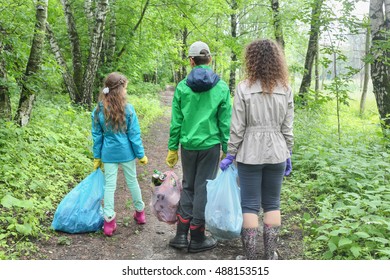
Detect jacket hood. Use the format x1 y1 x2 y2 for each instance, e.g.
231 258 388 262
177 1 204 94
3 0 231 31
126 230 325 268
186 65 220 92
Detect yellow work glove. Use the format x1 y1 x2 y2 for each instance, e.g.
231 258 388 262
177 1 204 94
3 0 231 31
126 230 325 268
166 150 178 168
139 156 148 165
93 159 104 170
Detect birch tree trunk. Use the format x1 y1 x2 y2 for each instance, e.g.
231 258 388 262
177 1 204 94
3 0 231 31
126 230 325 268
46 23 78 101
271 0 285 49
370 0 390 133
84 0 95 36
315 40 320 95
61 0 83 103
229 0 238 95
14 0 48 126
180 27 188 81
0 38 11 120
298 0 324 103
106 0 117 66
81 0 109 108
360 24 371 116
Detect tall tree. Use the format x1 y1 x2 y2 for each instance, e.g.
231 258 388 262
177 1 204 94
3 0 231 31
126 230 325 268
49 0 109 108
14 0 48 126
46 23 78 101
60 0 83 103
105 0 117 67
369 0 390 134
270 0 285 49
0 29 11 120
229 0 238 95
360 23 370 116
298 0 324 103
81 0 109 106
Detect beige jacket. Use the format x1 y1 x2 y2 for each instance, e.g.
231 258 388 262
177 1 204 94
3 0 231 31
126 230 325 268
227 80 294 164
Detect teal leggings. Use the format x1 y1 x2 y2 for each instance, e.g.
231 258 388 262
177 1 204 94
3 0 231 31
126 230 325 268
103 160 145 219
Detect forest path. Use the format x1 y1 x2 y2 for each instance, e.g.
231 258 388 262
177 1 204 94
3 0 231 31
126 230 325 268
31 87 303 260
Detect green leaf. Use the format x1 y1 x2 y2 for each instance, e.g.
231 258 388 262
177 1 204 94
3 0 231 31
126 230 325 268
303 212 311 220
368 237 389 244
328 241 337 252
1 194 33 209
323 250 333 259
350 246 361 258
354 232 370 239
339 238 353 247
1 194 17 208
377 249 390 256
15 223 32 235
316 235 329 241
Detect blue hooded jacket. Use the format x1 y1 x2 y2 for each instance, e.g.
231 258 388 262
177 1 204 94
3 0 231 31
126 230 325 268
92 103 145 163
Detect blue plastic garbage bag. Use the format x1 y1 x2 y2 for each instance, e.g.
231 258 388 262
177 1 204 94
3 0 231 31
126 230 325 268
51 168 105 233
205 165 242 240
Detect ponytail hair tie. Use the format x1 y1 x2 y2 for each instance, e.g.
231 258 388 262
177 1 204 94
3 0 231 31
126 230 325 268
103 87 109 94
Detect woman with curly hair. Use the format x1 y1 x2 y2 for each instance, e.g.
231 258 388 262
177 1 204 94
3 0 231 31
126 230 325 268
92 72 148 236
220 39 294 259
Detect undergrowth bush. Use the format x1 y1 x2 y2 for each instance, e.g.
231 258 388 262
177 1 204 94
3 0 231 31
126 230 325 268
285 97 390 260
0 90 163 259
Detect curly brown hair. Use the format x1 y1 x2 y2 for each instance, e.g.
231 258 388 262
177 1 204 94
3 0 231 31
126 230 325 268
244 39 289 93
95 72 128 132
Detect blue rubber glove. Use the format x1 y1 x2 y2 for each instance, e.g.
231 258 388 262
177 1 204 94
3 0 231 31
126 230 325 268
220 153 235 171
284 152 292 176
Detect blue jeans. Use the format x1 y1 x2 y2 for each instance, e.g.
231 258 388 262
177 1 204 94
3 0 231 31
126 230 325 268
103 160 145 219
237 162 286 214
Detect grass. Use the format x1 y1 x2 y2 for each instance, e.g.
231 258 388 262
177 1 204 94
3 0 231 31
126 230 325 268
281 84 390 260
0 90 164 260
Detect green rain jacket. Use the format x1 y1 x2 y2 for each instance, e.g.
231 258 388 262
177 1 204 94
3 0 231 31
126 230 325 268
168 65 231 153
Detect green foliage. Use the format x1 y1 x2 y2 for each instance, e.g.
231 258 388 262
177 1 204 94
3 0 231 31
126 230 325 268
128 94 164 133
0 90 163 259
285 96 390 260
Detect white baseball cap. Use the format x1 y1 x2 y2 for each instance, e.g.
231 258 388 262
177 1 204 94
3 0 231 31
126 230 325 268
188 41 211 57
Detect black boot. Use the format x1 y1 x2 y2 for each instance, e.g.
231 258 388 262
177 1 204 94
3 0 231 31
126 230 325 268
169 215 190 249
188 225 217 253
263 224 279 260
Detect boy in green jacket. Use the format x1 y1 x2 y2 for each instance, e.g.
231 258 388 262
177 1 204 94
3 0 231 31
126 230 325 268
166 41 232 253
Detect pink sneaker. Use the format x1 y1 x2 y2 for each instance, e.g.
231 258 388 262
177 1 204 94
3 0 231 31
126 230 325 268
103 216 117 236
133 210 146 224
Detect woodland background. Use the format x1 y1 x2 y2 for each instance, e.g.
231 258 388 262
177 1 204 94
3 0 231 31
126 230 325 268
0 0 389 260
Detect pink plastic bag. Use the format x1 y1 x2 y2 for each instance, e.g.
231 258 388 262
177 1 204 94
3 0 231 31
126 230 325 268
150 171 182 224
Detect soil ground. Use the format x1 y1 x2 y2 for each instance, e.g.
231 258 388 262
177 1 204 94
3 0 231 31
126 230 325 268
30 87 304 260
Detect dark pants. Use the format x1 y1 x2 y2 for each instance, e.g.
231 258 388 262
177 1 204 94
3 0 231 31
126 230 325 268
237 162 286 214
178 144 220 226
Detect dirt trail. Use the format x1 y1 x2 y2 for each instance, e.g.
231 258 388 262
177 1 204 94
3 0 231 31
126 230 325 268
31 87 303 260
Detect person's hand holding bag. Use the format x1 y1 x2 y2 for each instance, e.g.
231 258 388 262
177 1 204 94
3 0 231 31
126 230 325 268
139 155 148 165
166 150 178 168
93 158 104 170
219 153 235 171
